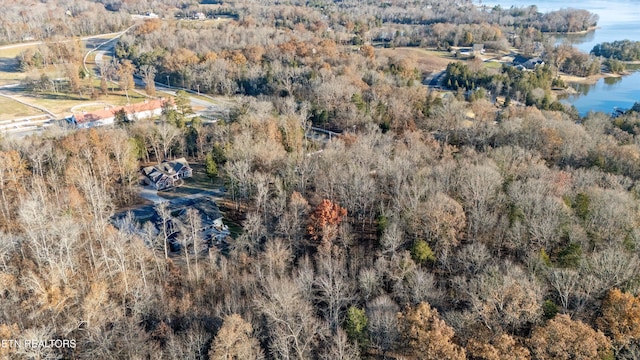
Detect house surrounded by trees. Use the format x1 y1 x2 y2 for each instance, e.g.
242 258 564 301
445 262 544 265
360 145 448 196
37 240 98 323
142 157 193 190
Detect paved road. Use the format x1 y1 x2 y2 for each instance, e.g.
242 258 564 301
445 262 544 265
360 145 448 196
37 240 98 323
424 70 445 88
137 185 167 204
93 50 106 73
137 184 225 205
154 84 231 114
2 24 232 133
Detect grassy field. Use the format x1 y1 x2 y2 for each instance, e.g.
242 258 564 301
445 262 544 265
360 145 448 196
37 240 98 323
0 32 231 120
484 60 503 69
0 43 39 59
0 56 21 86
7 89 148 116
378 47 456 73
0 96 45 120
378 46 512 75
0 34 118 86
0 43 46 86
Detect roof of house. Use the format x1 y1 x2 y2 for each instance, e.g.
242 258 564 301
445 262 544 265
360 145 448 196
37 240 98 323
168 157 190 173
74 99 167 124
141 166 168 182
142 158 191 182
173 197 224 225
512 54 530 65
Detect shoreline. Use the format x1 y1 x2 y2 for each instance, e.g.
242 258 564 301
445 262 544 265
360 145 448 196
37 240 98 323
545 25 598 36
559 71 622 85
555 71 624 96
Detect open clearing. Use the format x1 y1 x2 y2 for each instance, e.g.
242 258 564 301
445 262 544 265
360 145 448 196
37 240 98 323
0 43 39 59
5 88 148 117
0 56 22 86
0 30 227 122
484 60 503 69
0 55 67 86
0 34 120 86
0 96 45 120
378 47 457 73
0 43 65 86
378 47 512 74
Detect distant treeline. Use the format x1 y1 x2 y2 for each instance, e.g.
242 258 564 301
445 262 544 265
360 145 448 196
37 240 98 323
592 40 640 61
332 1 597 34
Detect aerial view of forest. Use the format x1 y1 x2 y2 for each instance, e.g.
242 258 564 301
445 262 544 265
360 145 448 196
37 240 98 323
1 0 640 359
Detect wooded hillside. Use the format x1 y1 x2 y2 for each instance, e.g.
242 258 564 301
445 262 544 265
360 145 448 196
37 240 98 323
2 1 639 360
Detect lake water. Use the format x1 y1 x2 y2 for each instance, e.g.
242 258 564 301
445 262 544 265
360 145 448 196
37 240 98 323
479 0 640 115
563 71 640 115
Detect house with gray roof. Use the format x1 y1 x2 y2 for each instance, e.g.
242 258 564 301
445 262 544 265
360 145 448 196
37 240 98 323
142 158 193 190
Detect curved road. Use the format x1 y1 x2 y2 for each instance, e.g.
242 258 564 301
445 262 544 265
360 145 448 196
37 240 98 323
1 24 232 132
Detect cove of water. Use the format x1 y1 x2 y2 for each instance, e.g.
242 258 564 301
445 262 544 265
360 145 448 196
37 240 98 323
479 0 640 115
562 72 640 116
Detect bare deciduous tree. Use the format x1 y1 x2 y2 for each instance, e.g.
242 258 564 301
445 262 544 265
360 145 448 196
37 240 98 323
117 59 135 103
548 268 579 311
367 294 399 355
319 328 360 360
314 250 354 332
139 64 157 96
256 275 324 359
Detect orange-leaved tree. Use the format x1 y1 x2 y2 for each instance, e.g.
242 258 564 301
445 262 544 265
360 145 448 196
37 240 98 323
307 199 347 252
529 314 612 360
467 334 531 360
397 302 466 360
597 288 640 355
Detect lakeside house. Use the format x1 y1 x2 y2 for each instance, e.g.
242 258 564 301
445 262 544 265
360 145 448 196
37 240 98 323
142 158 193 190
512 54 545 70
65 99 167 128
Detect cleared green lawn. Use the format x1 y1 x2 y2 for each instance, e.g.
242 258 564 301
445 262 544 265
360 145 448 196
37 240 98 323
3 78 148 115
0 43 41 85
0 60 68 86
0 44 39 59
394 47 455 58
483 60 503 69
13 90 148 116
0 96 44 120
378 47 456 73
0 34 133 117
0 57 21 86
